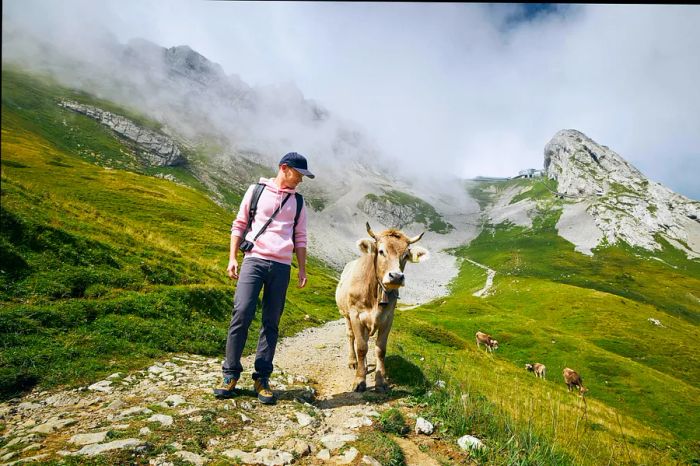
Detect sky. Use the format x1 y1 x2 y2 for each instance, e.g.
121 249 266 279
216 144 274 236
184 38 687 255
3 1 700 199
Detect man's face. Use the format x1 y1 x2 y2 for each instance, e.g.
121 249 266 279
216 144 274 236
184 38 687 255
281 164 303 188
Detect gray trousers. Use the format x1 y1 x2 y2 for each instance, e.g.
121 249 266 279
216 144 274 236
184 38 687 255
222 257 291 381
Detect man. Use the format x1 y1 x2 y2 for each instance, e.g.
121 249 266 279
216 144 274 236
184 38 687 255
214 152 314 404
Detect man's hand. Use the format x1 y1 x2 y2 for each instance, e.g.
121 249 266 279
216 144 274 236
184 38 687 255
295 247 308 288
227 259 239 280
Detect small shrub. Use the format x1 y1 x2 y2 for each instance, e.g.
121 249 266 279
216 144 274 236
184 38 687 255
140 262 179 285
378 408 409 436
0 240 30 279
84 283 111 298
0 368 39 400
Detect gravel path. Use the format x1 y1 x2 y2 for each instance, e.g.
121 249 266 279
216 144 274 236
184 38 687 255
0 318 471 465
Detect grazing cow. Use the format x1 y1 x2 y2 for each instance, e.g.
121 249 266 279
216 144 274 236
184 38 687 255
336 223 429 392
563 368 588 394
525 363 547 379
475 331 499 353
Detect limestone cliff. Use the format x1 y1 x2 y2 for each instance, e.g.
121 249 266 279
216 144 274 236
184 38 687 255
59 100 185 167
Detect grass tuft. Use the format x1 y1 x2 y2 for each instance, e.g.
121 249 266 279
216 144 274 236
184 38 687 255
353 431 405 466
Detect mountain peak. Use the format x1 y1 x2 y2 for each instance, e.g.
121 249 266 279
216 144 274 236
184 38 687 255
544 130 700 257
164 45 225 84
544 129 644 197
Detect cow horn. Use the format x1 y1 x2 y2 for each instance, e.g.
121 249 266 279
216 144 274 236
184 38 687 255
408 232 424 244
366 222 377 239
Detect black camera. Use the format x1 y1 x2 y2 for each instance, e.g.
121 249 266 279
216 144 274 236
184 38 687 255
239 240 254 252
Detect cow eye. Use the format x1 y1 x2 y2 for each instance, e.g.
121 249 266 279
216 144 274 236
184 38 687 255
378 249 385 256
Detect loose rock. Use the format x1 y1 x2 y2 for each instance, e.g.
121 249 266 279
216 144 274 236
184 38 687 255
69 431 109 446
31 418 77 434
175 450 206 465
415 417 434 435
147 414 174 426
88 380 113 393
336 447 359 464
458 434 485 451
70 438 143 457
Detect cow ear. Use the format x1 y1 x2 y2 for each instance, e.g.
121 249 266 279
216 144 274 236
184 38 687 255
357 238 376 255
409 246 430 263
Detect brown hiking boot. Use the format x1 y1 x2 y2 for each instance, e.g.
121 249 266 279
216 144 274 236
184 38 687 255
254 378 276 405
213 377 238 398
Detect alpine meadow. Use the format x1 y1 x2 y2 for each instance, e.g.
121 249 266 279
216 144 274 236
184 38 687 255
2 27 700 466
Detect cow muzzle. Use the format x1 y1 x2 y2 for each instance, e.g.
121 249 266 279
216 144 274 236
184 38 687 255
384 272 405 288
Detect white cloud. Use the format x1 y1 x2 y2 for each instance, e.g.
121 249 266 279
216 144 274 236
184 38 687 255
3 1 699 198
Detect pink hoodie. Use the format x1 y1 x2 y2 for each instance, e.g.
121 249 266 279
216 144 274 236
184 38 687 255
231 178 308 265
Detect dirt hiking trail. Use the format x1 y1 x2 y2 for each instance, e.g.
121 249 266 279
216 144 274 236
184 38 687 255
1 319 473 465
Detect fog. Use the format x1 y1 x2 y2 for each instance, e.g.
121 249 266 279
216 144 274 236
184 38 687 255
3 1 699 199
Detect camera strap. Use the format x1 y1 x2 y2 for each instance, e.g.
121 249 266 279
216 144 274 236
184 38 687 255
252 193 292 241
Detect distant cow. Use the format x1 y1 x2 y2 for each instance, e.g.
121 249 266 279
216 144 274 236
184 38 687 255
336 223 429 392
563 368 588 394
475 331 498 353
525 363 546 379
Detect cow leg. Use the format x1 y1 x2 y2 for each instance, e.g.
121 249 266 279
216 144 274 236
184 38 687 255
344 317 357 370
374 318 393 392
351 319 369 392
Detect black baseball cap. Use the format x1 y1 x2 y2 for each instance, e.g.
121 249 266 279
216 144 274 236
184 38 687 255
279 152 315 178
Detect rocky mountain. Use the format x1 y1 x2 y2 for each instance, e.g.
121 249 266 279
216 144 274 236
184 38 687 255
545 129 700 257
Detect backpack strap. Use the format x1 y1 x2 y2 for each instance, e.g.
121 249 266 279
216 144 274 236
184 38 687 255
242 183 265 238
250 183 266 216
246 184 304 247
293 193 303 247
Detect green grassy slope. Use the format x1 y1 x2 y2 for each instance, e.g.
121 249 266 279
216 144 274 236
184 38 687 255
0 68 340 399
387 179 699 464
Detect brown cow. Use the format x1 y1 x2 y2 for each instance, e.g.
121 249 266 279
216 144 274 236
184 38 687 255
336 223 429 392
475 331 499 353
525 363 546 379
563 368 588 394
